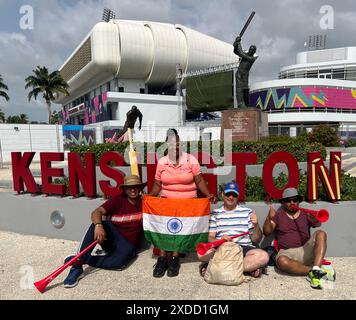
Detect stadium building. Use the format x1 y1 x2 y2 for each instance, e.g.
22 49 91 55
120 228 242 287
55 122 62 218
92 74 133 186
249 47 356 139
54 19 238 141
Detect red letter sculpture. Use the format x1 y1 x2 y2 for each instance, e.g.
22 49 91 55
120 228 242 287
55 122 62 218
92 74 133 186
11 152 39 193
99 152 125 198
308 152 341 202
68 152 96 198
40 152 65 195
262 151 299 201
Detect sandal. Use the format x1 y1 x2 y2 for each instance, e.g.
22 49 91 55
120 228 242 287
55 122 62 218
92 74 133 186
199 263 208 277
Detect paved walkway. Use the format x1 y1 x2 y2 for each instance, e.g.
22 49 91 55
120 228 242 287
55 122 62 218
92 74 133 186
1 231 355 300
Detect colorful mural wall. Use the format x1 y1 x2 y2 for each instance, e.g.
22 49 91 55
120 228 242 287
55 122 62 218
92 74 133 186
60 92 109 125
249 86 356 110
63 125 96 150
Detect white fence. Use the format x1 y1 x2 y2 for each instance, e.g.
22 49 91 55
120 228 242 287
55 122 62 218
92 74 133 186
0 124 63 164
0 123 208 165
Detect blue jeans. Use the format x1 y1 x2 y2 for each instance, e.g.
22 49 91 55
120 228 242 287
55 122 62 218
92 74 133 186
78 221 137 270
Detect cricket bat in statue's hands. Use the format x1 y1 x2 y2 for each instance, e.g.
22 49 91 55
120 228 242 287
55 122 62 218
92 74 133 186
127 128 140 177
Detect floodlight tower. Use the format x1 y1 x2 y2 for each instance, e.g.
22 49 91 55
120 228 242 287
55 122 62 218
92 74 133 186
307 34 327 51
102 8 116 22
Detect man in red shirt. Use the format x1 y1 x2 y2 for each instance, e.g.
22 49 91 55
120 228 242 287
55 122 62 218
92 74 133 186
263 188 335 289
63 175 146 288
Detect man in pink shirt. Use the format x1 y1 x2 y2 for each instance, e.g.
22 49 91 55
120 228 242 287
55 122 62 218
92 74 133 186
148 128 216 277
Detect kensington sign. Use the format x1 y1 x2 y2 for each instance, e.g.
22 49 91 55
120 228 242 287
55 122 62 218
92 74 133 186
11 151 341 202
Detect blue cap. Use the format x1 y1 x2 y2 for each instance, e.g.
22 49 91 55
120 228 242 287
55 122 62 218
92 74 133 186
223 182 239 195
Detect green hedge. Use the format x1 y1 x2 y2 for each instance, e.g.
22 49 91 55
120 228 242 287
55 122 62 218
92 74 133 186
70 137 326 165
45 171 356 201
344 139 356 148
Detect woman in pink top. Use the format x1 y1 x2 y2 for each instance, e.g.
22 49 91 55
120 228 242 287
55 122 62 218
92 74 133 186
148 128 216 278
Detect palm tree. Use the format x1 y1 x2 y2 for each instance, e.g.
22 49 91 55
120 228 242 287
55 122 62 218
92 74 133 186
50 110 60 124
0 74 10 102
19 113 29 123
0 75 9 124
0 109 5 123
25 66 69 123
6 114 29 124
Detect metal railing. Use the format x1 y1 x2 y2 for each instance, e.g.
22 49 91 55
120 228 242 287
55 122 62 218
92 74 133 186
266 107 356 114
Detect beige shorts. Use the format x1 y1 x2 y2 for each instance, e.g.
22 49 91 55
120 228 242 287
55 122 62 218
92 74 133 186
276 232 318 267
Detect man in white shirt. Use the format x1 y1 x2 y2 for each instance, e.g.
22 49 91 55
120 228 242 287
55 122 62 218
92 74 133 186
198 182 269 277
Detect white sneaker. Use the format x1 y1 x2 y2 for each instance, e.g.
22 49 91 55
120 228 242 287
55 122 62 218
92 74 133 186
321 264 336 281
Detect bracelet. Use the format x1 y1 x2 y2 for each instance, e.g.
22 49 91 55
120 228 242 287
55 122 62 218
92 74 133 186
94 222 103 227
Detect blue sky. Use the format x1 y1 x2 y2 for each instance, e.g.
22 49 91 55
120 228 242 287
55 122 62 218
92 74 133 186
0 0 356 122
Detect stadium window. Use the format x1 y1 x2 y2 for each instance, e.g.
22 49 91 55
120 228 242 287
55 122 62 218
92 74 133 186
332 68 345 79
269 126 279 136
307 71 318 78
280 126 290 136
346 67 356 81
295 71 305 78
140 88 145 94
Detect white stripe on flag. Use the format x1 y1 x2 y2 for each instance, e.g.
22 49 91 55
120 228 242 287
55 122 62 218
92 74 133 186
143 213 209 236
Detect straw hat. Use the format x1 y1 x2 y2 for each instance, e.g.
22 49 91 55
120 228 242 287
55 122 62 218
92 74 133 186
119 175 147 189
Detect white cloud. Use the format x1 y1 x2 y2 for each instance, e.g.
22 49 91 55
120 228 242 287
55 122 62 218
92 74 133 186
1 0 356 121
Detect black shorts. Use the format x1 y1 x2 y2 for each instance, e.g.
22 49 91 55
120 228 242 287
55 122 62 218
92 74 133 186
241 245 256 257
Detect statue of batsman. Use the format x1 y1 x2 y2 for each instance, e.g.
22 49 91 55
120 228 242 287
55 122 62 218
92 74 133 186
233 12 258 109
106 105 143 143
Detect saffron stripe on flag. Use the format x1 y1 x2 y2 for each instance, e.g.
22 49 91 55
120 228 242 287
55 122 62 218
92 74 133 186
143 196 210 218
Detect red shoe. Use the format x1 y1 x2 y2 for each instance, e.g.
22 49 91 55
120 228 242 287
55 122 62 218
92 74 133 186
322 259 331 265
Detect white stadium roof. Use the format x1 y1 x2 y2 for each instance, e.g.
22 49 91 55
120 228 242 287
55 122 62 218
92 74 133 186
57 20 238 102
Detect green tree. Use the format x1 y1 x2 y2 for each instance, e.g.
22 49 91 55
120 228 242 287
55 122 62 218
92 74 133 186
0 74 10 102
0 109 5 123
50 110 60 124
19 113 29 123
308 124 340 147
6 114 28 124
0 75 10 123
25 66 69 124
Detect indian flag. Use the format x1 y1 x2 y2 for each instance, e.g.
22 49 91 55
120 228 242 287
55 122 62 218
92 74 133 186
143 196 210 252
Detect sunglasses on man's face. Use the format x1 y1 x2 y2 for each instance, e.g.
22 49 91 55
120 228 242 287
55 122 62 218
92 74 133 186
224 192 238 198
283 197 299 203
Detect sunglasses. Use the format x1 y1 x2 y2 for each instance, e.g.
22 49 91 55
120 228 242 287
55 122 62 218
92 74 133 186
283 197 299 203
224 192 238 198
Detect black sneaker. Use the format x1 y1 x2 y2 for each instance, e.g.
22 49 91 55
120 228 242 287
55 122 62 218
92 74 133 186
167 256 180 277
153 256 168 278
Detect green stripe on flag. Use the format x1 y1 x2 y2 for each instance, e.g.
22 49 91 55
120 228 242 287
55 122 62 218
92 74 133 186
144 231 208 253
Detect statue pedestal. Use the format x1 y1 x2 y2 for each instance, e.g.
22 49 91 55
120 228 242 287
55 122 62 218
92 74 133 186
220 108 268 141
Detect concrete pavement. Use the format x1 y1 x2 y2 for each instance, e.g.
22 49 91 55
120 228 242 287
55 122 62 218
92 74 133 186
1 231 355 300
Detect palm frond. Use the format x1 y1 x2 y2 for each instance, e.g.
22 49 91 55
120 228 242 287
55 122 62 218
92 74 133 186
0 91 10 101
0 74 9 99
